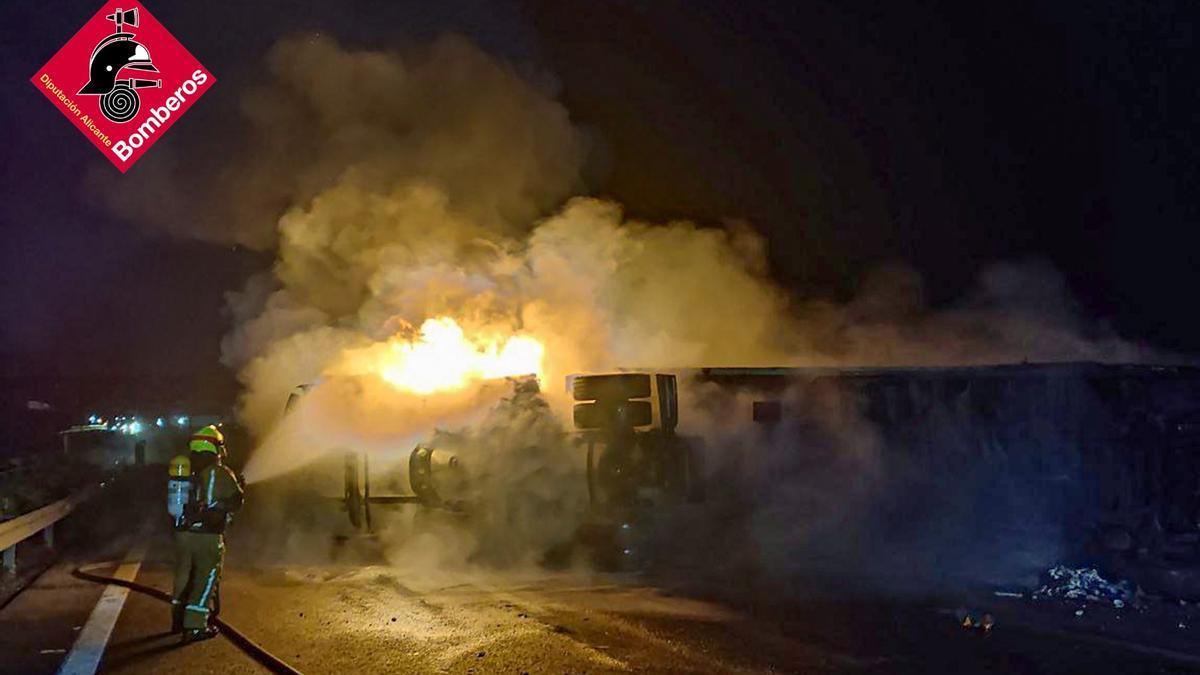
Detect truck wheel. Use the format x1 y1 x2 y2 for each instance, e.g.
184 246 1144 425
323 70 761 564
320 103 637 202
573 373 651 401
344 452 364 530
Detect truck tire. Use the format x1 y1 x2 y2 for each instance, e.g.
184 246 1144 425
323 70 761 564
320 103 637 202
344 452 364 530
362 452 373 533
573 373 651 401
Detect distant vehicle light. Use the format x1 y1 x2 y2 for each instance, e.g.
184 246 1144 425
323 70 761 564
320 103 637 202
156 417 165 427
176 416 188 426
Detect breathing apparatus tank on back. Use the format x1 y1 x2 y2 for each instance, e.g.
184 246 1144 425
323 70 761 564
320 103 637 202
167 453 191 527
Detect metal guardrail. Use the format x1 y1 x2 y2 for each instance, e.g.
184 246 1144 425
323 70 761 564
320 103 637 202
0 484 100 574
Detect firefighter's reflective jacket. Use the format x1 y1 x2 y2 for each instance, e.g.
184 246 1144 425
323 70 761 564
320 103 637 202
182 463 244 534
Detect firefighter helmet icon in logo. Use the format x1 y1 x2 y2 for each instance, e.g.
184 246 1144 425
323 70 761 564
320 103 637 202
76 7 161 123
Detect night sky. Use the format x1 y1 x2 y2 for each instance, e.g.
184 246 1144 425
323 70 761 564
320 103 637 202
2 1 1198 406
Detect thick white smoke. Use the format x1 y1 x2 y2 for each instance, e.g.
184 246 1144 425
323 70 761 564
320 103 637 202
142 34 794 495
99 34 1154 451
786 260 1151 366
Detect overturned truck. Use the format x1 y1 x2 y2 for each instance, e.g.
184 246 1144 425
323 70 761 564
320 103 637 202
289 361 1200 590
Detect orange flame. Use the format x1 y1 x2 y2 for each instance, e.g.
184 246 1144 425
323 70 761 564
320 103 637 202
368 317 544 395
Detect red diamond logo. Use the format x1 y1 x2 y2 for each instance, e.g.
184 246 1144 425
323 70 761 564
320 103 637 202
30 1 216 172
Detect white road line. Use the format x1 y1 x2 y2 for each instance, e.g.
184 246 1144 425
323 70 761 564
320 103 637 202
57 538 150 675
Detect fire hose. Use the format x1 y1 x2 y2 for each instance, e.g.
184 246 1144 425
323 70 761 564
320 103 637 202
71 562 304 675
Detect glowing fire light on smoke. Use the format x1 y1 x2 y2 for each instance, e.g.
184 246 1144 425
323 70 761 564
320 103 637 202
372 317 544 395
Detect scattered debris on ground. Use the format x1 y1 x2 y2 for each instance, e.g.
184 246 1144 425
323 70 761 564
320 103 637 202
1033 565 1135 607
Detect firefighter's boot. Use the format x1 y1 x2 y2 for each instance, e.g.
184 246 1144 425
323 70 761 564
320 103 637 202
182 625 219 644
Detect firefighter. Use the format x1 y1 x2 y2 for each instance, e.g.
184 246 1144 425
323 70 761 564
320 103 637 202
173 424 244 643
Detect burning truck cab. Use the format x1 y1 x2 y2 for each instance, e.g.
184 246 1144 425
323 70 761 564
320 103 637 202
567 372 705 508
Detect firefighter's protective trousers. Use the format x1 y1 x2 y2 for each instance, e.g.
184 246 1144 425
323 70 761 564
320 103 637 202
173 530 224 630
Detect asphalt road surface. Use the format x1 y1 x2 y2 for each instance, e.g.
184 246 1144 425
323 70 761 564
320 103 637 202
2 475 1198 674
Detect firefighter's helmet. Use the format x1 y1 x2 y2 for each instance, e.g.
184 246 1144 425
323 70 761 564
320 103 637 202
189 425 226 457
78 38 159 96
